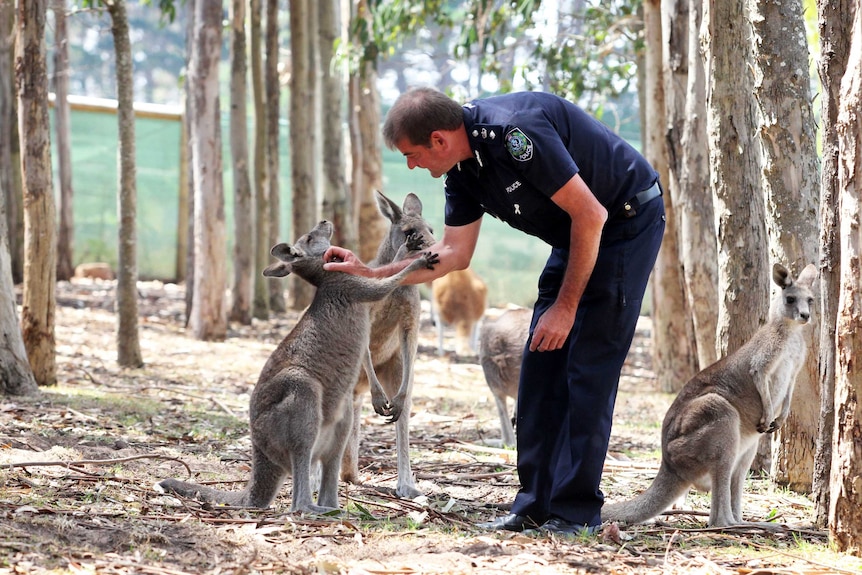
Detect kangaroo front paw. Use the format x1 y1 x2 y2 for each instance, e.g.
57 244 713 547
758 419 779 433
421 251 439 269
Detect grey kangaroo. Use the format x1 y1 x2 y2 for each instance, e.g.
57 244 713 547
341 191 435 499
478 306 531 447
602 262 817 528
158 220 437 512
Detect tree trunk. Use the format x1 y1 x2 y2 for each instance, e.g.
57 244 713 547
646 0 698 393
228 0 253 326
289 0 317 310
812 0 853 528
1 1 23 286
188 0 227 341
16 0 57 387
677 0 717 369
702 0 769 359
349 0 386 263
320 0 356 253
52 0 74 283
250 0 269 320
264 0 285 313
749 0 820 492
107 0 143 368
829 3 862 549
1 148 37 396
181 0 195 326
663 0 717 373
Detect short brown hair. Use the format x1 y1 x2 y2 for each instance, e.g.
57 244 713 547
382 87 464 149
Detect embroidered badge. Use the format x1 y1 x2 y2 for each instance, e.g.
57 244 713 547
505 128 533 162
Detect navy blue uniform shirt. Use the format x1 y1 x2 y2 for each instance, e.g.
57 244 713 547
443 92 658 249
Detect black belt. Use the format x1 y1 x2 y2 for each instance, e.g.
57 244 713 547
621 181 662 218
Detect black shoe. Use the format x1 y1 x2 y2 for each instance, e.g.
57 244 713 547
476 513 540 532
525 517 600 538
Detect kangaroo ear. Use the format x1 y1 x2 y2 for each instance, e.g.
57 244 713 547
402 193 423 217
270 243 302 261
796 263 818 287
375 190 402 223
772 263 792 288
262 261 292 278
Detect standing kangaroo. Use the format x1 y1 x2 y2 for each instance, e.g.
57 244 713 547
478 306 531 447
341 191 436 499
602 263 817 528
158 220 437 512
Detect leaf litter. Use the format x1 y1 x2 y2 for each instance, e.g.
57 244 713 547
1 279 858 574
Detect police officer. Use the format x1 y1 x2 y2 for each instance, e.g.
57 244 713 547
323 86 665 536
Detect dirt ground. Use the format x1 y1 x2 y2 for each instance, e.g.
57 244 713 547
1 279 857 575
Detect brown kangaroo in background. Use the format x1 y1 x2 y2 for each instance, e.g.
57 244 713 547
158 220 437 512
341 191 436 499
602 263 817 527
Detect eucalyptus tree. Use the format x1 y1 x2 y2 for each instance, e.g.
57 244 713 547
749 0 820 492
1 158 37 396
228 0 254 326
17 0 57 387
187 0 227 340
288 0 317 310
264 0 285 313
830 11 862 545
642 0 698 394
53 0 75 283
250 0 270 320
0 0 23 285
703 0 770 357
320 0 356 254
812 0 854 530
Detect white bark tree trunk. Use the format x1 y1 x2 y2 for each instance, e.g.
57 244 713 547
264 0 285 313
188 0 227 341
647 0 698 393
749 0 820 492
320 0 356 253
228 0 254 325
829 1 862 552
289 0 318 310
812 0 853 527
250 0 269 320
702 0 769 358
52 0 74 283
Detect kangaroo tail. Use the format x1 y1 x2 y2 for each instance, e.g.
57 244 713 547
601 463 690 525
157 478 250 507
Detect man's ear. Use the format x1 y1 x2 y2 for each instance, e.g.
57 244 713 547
429 130 448 150
262 261 292 277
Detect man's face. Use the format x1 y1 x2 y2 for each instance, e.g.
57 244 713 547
396 134 454 179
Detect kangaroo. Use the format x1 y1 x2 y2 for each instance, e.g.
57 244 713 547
430 267 488 356
341 191 436 499
478 306 532 447
158 220 437 512
602 262 817 528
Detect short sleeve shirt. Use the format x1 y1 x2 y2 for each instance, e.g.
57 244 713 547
443 92 658 249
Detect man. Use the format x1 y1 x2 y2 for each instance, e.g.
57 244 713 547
323 86 665 536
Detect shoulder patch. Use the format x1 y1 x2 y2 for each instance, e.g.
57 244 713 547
505 128 533 162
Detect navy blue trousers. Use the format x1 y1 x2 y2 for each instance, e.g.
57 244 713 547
510 194 665 528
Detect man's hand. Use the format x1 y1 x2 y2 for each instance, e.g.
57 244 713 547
529 302 576 352
323 246 373 277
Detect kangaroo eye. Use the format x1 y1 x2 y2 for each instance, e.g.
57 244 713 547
786 296 796 305
808 297 814 305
